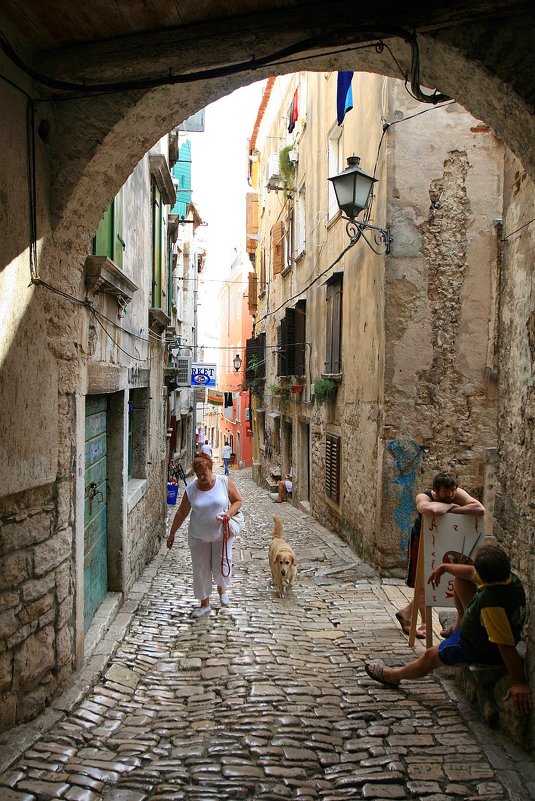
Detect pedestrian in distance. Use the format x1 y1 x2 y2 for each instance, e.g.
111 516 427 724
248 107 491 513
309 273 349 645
221 441 232 476
396 472 485 640
272 468 293 503
201 439 212 456
366 544 532 715
167 453 242 617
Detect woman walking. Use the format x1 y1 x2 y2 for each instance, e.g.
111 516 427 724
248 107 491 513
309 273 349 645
167 453 242 617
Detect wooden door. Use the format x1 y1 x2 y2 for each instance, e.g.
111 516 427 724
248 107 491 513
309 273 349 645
84 396 108 630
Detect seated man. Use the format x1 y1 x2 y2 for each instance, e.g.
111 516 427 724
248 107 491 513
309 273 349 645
273 468 293 503
365 544 532 715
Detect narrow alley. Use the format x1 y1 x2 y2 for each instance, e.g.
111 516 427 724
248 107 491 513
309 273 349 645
1 470 533 801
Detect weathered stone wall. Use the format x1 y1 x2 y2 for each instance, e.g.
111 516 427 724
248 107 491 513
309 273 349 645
378 86 502 572
494 153 535 744
0 482 74 731
126 467 166 590
0 64 169 728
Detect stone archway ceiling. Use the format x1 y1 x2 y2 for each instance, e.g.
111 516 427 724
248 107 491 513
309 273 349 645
1 0 534 107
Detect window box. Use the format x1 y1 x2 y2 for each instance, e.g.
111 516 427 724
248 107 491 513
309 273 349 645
84 256 139 301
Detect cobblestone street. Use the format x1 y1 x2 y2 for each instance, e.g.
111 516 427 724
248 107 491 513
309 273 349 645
1 469 534 801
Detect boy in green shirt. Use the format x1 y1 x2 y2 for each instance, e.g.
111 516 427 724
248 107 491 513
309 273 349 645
365 545 532 715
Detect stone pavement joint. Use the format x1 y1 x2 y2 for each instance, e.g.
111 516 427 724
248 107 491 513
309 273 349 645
0 467 534 801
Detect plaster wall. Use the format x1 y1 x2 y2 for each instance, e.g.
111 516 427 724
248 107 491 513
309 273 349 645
379 83 502 570
0 59 57 497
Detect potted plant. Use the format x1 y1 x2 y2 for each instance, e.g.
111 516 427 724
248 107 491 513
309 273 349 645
291 383 304 394
313 377 337 404
279 145 297 190
242 354 264 399
270 381 291 402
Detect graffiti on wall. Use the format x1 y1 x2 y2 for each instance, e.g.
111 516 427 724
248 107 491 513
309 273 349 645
386 438 423 563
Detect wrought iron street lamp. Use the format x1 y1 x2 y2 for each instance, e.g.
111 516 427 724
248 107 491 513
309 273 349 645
328 156 391 254
233 353 243 372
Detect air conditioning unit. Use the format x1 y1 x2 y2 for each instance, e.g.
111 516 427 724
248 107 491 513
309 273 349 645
175 357 191 386
266 153 281 191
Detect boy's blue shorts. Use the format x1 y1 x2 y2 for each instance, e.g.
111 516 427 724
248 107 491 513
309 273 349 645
438 628 474 666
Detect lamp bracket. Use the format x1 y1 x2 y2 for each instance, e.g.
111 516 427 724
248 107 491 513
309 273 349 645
345 218 392 255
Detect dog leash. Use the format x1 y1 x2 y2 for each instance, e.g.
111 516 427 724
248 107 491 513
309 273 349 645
220 514 232 578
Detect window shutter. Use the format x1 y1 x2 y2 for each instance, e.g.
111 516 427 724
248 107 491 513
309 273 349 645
277 323 286 376
260 250 266 291
248 271 258 314
325 434 341 503
325 284 333 373
256 332 266 380
245 333 266 383
272 221 285 275
331 279 343 374
152 184 163 308
94 205 113 259
113 188 124 268
286 207 294 270
246 193 259 253
295 300 306 376
325 274 343 374
284 307 296 375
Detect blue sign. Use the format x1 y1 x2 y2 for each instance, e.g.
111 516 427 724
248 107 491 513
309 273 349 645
191 363 217 388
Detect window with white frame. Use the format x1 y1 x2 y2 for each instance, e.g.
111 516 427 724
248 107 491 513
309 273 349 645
328 126 344 220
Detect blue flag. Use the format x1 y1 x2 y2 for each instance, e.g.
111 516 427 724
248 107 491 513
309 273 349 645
337 71 354 126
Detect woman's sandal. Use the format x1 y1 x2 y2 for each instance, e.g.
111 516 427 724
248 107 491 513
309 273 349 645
395 612 426 639
395 611 410 635
364 661 399 688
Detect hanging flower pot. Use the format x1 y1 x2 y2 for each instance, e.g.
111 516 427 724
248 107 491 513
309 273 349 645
291 384 304 394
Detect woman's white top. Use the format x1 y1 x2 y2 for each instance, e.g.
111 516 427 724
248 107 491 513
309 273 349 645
186 475 228 541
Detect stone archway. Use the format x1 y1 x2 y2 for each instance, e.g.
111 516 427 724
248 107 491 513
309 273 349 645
1 1 534 734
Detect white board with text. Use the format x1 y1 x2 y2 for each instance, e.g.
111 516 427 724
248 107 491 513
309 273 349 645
422 512 483 606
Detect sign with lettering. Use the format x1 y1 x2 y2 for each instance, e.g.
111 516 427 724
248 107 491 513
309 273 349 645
191 363 216 388
423 512 483 606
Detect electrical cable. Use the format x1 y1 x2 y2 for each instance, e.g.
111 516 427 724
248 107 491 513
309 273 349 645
501 216 535 242
0 26 447 106
254 238 356 327
89 308 151 363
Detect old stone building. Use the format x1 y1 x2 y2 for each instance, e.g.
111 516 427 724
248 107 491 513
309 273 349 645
248 71 501 573
0 129 187 730
0 0 534 745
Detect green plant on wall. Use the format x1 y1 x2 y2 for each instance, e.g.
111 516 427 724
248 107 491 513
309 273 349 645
314 377 337 404
279 145 296 189
242 355 264 398
270 381 291 402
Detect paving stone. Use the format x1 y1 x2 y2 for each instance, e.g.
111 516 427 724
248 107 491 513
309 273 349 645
361 783 407 798
2 469 535 801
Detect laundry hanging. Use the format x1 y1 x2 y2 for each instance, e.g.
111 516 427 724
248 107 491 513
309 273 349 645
336 71 354 126
287 87 299 133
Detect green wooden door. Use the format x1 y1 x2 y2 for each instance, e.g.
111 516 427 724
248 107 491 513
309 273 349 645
84 396 108 630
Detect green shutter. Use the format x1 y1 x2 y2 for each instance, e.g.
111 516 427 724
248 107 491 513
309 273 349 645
93 205 113 257
152 184 163 308
94 192 124 267
113 189 124 268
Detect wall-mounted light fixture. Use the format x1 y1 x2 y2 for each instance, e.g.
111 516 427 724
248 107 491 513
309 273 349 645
328 156 391 254
233 354 243 372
